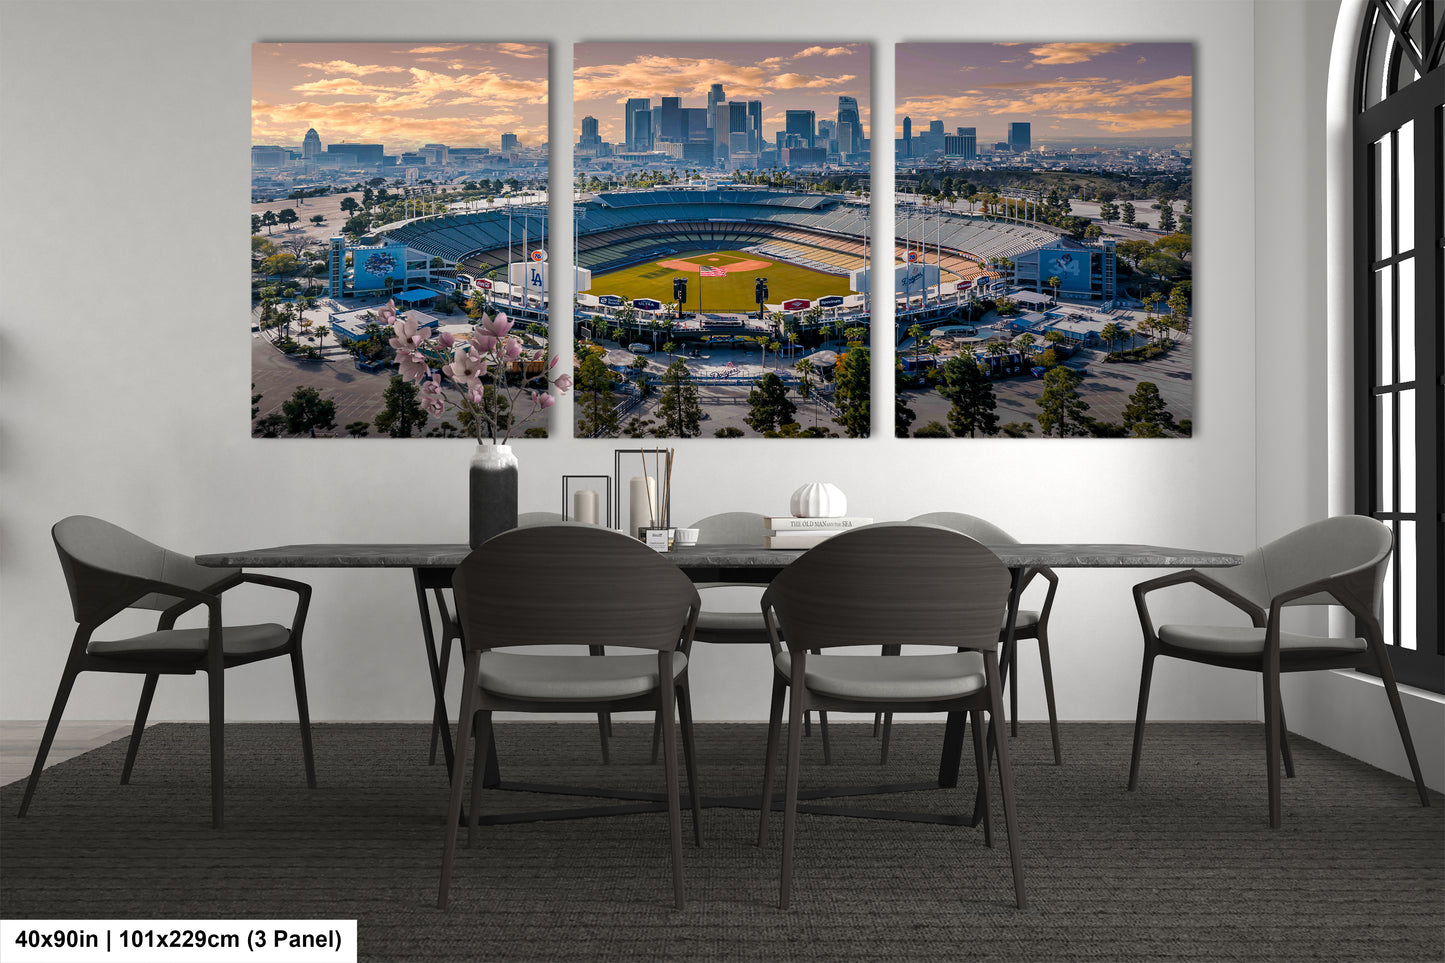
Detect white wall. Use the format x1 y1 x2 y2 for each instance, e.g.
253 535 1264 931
0 0 1327 746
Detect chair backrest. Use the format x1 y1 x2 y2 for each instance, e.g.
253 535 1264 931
52 515 235 625
690 511 769 545
762 523 1011 652
907 511 1019 546
453 525 700 652
1208 515 1393 612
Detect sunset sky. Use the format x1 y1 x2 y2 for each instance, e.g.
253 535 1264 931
574 42 870 145
251 43 549 153
895 42 1192 145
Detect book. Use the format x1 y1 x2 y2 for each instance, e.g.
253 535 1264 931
765 532 846 549
764 516 873 531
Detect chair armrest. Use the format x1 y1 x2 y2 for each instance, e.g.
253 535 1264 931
1035 566 1060 626
759 588 785 658
1133 569 1266 645
236 572 312 644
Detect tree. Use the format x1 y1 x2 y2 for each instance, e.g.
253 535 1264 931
745 372 796 434
1122 381 1176 437
339 196 360 216
261 210 278 234
657 359 703 437
1099 200 1119 224
832 347 871 438
894 392 917 437
309 214 326 226
281 386 336 437
277 208 299 231
714 426 745 438
1036 366 1090 437
938 356 999 437
576 351 619 437
255 413 285 437
1047 275 1062 300
1121 201 1136 227
1157 203 1177 233
373 374 428 437
913 420 950 438
345 421 370 437
1168 285 1192 336
1099 321 1124 354
794 357 820 427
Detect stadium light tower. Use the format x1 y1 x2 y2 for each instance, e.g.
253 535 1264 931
754 277 768 321
672 277 687 319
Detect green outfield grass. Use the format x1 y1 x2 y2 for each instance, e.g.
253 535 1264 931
590 250 853 313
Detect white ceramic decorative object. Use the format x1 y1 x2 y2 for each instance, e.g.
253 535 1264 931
790 482 847 518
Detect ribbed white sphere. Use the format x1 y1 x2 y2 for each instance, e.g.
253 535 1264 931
789 482 847 518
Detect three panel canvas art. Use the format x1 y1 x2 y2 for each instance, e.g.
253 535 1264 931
251 42 1193 440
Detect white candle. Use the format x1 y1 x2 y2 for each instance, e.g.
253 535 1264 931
573 489 599 526
629 476 657 536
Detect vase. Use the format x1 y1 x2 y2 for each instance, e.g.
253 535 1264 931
469 443 518 549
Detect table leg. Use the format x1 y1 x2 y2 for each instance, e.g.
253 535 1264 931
414 569 457 777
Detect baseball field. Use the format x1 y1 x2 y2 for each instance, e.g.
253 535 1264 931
589 250 853 313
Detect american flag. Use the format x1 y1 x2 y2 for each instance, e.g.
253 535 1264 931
700 267 726 277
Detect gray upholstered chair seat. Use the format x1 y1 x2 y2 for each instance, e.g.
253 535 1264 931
774 650 987 701
87 623 291 662
1158 624 1366 657
479 650 688 700
1011 609 1040 631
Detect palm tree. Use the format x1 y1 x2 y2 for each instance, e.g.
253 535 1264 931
1047 275 1062 301
795 358 818 427
907 323 926 368
1100 321 1123 354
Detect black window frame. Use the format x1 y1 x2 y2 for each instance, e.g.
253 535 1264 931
1352 0 1444 693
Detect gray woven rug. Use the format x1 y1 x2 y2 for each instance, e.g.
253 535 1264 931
2 721 1440 962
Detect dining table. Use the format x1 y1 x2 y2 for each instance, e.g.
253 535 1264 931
197 538 1242 825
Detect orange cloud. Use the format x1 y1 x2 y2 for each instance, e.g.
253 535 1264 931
794 45 855 58
1027 43 1127 65
1054 108 1191 132
298 59 407 76
1117 75 1192 99
496 43 546 60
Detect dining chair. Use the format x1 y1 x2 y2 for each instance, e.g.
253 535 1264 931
649 511 832 763
438 525 703 910
427 511 617 764
19 515 316 829
1129 515 1430 826
898 511 1062 764
756 523 1025 909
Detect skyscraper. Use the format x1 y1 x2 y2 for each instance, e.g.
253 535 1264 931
660 97 683 142
959 126 976 160
928 120 944 136
901 116 912 158
747 100 762 154
1009 122 1031 153
632 112 652 152
624 97 650 151
837 96 864 158
500 132 518 152
707 84 725 132
302 127 321 162
726 101 749 155
785 109 815 147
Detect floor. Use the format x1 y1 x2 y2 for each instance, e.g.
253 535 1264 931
0 721 136 788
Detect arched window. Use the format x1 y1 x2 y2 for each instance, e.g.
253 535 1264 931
1353 0 1443 691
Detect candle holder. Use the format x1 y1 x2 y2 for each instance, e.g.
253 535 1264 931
562 475 612 527
613 448 674 536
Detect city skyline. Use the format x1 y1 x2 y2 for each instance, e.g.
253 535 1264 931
574 42 870 146
252 42 549 153
895 42 1192 146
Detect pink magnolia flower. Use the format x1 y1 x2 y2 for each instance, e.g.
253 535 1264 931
421 372 443 396
439 330 456 348
530 390 555 410
470 331 497 354
554 373 573 392
421 394 444 417
500 337 524 362
468 385 488 407
397 348 430 383
548 355 560 370
443 345 483 388
377 300 398 326
481 313 514 338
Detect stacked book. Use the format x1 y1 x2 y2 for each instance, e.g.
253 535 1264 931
764 515 874 549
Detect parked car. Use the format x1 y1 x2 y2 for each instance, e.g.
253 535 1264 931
628 343 653 354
